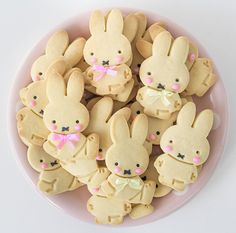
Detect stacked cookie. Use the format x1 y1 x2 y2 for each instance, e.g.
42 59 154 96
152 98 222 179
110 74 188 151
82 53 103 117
16 9 216 224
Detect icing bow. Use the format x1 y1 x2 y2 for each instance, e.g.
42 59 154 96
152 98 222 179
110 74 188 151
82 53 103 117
115 177 143 192
52 133 80 150
146 88 174 106
92 65 117 81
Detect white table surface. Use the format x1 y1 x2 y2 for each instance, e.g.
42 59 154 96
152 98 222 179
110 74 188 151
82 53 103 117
1 0 236 232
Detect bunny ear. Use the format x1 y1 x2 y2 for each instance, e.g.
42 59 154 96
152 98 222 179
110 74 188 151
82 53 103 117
169 36 189 63
90 97 113 123
90 10 105 35
152 31 172 57
44 59 66 79
110 115 130 143
134 12 147 39
112 107 131 122
106 9 123 34
47 71 65 103
45 30 69 58
177 102 196 127
131 114 148 144
123 14 139 43
66 70 84 102
136 39 152 58
64 37 86 69
193 109 213 137
148 23 166 41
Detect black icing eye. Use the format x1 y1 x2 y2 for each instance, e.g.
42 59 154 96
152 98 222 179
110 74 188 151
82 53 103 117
33 96 37 99
52 120 56 124
137 64 141 68
76 120 79 124
156 131 160 135
90 52 94 56
169 140 173 143
115 162 118 166
196 150 200 154
99 148 102 152
136 164 140 167
38 72 43 76
118 50 122 54
147 72 151 76
40 159 43 163
136 110 141 114
175 78 179 82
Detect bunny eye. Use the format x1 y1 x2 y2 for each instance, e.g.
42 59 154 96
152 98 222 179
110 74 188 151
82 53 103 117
115 162 118 166
156 131 160 135
136 110 141 114
169 140 173 143
118 50 122 54
90 52 94 56
52 120 56 124
137 64 141 68
196 150 200 154
175 78 179 82
76 120 79 124
40 159 43 163
136 164 140 167
38 72 43 76
99 148 102 152
33 96 37 99
147 72 152 76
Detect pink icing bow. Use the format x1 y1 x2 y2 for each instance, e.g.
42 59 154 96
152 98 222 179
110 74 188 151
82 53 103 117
52 133 80 150
92 65 117 81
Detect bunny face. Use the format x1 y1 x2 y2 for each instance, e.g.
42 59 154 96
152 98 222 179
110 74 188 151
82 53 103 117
43 71 89 134
160 102 213 165
20 81 48 117
130 101 177 145
83 9 132 67
106 114 149 177
139 31 190 93
27 145 60 172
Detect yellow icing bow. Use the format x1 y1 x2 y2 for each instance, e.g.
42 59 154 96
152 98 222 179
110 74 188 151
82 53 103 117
146 88 174 106
115 177 143 192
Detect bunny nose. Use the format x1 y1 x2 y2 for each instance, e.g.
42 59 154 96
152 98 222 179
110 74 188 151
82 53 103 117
102 60 109 66
62 126 69 132
157 83 165 90
123 169 131 175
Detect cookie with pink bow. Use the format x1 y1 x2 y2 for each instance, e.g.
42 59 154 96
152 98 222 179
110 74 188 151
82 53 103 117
154 102 214 191
136 31 190 119
84 9 133 97
43 70 109 186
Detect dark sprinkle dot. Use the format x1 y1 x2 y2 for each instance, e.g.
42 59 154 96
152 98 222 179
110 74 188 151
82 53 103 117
137 64 141 68
156 184 158 188
141 176 147 181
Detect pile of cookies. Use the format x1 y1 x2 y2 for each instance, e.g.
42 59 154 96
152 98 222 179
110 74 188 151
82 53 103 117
16 9 217 224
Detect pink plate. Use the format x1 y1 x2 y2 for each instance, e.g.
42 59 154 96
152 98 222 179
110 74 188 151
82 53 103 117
7 8 229 227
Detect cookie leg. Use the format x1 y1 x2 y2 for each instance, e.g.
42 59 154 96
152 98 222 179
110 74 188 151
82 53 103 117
129 204 154 220
172 179 186 192
38 180 54 194
140 181 156 204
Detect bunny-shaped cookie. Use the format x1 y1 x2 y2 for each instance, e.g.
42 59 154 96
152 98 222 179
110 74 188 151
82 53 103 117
16 107 50 146
136 31 190 119
130 101 177 145
84 97 131 161
31 30 85 81
100 114 156 204
84 9 133 96
154 102 213 191
43 70 109 185
87 195 132 224
27 145 82 195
